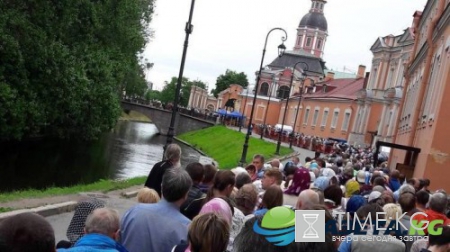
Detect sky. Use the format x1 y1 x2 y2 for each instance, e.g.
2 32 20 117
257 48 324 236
143 0 428 92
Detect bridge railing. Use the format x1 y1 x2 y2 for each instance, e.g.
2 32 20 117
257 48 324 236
122 98 217 123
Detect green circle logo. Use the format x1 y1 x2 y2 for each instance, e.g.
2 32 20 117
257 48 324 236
253 206 296 246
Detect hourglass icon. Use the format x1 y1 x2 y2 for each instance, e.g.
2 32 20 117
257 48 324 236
302 214 319 238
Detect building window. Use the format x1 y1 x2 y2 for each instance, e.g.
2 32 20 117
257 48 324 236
331 110 339 128
312 108 320 126
342 111 351 131
260 82 269 96
207 104 215 112
297 35 302 46
306 37 312 47
304 107 310 125
316 39 322 49
277 86 290 99
321 109 329 127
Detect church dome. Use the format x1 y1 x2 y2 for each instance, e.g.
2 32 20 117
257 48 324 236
299 12 328 31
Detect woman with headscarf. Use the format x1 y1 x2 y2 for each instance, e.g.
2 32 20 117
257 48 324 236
312 176 330 191
56 197 106 249
284 166 311 196
199 197 237 252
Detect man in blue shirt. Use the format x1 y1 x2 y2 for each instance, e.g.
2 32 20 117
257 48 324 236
58 208 128 252
120 168 193 252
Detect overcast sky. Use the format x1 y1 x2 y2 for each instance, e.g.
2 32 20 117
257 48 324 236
143 0 427 91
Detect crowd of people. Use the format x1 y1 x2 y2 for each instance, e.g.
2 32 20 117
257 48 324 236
1 143 450 252
255 125 357 155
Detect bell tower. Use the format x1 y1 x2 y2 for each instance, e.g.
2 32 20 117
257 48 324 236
293 0 328 58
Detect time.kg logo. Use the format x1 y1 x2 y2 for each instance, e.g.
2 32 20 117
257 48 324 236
252 206 296 246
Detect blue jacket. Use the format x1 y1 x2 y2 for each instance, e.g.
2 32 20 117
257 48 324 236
58 234 128 252
389 178 401 192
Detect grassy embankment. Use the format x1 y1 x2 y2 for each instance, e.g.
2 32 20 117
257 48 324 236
0 177 147 207
119 111 151 122
178 125 293 169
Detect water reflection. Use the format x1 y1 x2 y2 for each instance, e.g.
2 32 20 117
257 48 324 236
0 121 201 192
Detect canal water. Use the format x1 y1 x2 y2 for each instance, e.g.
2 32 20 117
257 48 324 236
0 121 202 192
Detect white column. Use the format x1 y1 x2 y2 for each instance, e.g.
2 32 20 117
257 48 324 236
377 104 388 137
188 88 194 107
200 92 204 108
312 31 318 54
203 91 207 109
363 104 371 134
273 83 278 97
357 106 366 133
387 103 398 137
359 104 371 134
351 104 362 133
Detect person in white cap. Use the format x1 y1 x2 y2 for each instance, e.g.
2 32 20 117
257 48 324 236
356 170 372 196
368 191 383 205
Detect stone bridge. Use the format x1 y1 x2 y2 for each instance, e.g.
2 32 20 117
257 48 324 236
121 101 216 135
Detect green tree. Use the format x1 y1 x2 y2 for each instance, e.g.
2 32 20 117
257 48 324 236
0 0 155 141
212 70 249 98
145 90 161 101
160 77 207 107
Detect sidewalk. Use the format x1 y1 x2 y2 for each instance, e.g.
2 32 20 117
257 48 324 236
0 186 143 242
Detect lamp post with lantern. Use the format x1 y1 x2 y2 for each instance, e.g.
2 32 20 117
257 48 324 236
275 61 309 155
239 28 288 166
165 0 197 151
289 64 311 148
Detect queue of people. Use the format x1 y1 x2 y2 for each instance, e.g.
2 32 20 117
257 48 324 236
1 143 450 252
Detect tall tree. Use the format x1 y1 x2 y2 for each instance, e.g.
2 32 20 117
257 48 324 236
145 90 161 102
160 77 206 107
0 0 155 141
212 70 249 98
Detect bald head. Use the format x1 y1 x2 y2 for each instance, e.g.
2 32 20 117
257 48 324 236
85 208 120 239
296 189 320 210
271 159 281 169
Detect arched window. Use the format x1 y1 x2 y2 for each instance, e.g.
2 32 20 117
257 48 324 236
306 37 312 47
317 39 323 49
277 86 290 99
207 104 215 112
260 82 269 96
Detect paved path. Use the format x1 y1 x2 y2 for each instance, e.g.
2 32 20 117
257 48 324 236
46 194 138 243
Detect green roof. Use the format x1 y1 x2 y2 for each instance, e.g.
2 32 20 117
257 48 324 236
324 69 357 79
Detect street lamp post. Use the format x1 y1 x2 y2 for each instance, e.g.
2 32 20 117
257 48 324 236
239 87 250 132
165 0 196 151
239 28 287 166
290 78 312 148
261 78 275 139
275 61 309 155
